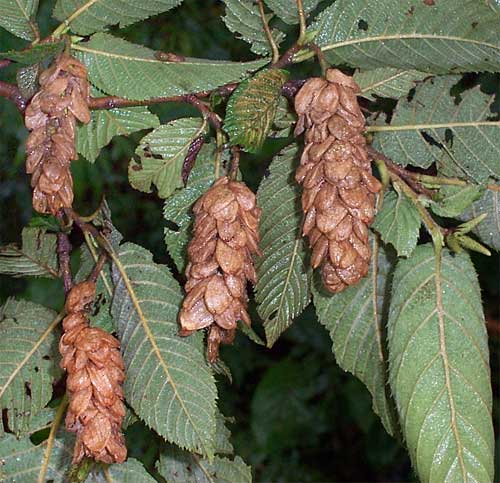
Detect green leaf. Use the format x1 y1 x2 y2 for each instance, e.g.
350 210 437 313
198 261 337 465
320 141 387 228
129 117 207 199
264 0 320 24
223 0 285 56
157 446 251 483
73 33 267 100
255 144 312 347
305 0 500 73
101 458 157 482
312 236 398 436
53 0 183 36
0 300 61 436
388 245 494 482
77 106 159 163
0 227 58 278
0 0 38 41
226 69 288 153
0 432 73 483
269 95 296 138
458 188 500 251
431 184 484 218
0 41 64 64
373 76 500 182
163 148 217 273
373 190 421 257
355 68 428 100
110 242 217 456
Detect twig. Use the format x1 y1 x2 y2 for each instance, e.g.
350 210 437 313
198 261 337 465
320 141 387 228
184 94 222 129
89 252 108 284
296 0 307 45
257 0 280 63
229 145 240 180
83 232 113 297
272 44 301 69
0 59 11 69
214 129 224 179
308 43 329 75
56 213 73 294
367 146 435 198
281 78 306 99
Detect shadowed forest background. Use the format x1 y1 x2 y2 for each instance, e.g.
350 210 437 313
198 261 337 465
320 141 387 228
0 1 498 481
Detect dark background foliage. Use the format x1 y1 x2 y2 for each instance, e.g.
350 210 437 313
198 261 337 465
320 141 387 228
0 1 498 481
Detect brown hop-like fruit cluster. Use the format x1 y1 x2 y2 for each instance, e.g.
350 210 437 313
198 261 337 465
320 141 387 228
24 53 90 215
294 69 382 293
179 176 261 362
59 281 127 464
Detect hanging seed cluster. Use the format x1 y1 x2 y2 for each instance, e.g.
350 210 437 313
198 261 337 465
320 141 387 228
59 281 127 464
179 176 261 362
24 53 90 215
294 69 382 293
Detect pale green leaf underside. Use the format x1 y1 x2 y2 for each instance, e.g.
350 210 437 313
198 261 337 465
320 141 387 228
306 0 500 73
225 68 288 153
163 149 217 273
77 106 159 163
0 227 58 278
129 117 206 199
312 236 397 436
0 299 61 436
373 190 421 257
72 33 267 100
0 432 73 483
53 0 182 35
158 447 251 483
372 76 500 183
388 245 493 482
431 185 484 218
0 41 64 64
458 188 500 251
264 0 320 25
0 0 38 40
111 243 217 456
355 68 428 100
255 144 312 347
223 0 284 56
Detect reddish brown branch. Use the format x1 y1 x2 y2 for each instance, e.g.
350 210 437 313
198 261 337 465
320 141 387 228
0 60 11 69
0 80 26 111
56 228 73 294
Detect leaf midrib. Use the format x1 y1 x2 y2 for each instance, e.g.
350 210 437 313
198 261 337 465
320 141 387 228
367 120 500 132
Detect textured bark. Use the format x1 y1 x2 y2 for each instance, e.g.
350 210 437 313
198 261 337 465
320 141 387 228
294 69 381 293
179 176 261 362
59 281 127 464
24 53 90 215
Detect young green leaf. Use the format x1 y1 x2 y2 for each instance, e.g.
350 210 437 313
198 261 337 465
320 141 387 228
304 0 500 73
355 68 428 100
53 0 183 36
0 228 58 278
388 245 494 482
110 243 217 457
0 0 39 41
72 33 267 100
431 184 484 218
373 76 500 182
255 144 312 347
373 190 421 258
0 42 64 64
129 118 207 199
312 236 398 436
157 446 251 483
223 0 285 56
225 69 288 153
264 0 320 25
77 106 159 163
458 188 500 251
0 300 61 436
163 149 217 273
